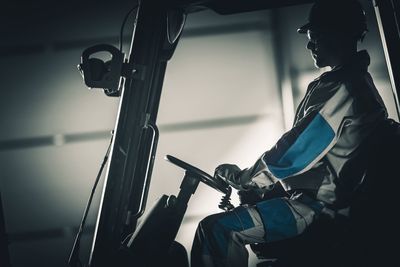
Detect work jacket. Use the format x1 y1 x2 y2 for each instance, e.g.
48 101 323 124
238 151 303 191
247 50 388 208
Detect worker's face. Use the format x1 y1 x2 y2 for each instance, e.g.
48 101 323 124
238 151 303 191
306 30 339 68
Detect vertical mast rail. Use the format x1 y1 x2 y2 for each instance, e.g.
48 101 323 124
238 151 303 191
89 1 180 266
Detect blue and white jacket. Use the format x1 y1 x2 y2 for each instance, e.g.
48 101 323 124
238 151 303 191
246 51 388 207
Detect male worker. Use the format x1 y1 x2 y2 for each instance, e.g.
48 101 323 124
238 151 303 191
190 0 389 266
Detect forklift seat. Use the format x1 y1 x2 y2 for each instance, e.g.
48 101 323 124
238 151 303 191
251 119 400 267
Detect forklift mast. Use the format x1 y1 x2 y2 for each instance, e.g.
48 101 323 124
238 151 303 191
87 0 400 266
88 1 179 266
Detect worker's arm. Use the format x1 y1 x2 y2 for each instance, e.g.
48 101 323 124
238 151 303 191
216 83 354 190
249 83 354 187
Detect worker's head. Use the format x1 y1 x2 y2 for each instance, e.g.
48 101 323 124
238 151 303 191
298 0 368 68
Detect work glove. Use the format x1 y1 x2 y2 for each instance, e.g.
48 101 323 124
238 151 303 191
238 182 288 205
214 164 253 190
238 189 264 205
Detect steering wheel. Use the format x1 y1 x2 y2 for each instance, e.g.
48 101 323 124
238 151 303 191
165 155 230 194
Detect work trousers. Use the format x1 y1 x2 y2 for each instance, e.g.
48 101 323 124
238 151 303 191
191 195 325 267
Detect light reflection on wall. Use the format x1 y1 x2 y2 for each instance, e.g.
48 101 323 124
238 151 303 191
145 9 285 264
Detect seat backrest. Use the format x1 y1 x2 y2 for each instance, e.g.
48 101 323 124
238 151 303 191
345 118 400 265
350 118 400 213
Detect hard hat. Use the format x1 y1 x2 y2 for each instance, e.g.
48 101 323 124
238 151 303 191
297 0 367 40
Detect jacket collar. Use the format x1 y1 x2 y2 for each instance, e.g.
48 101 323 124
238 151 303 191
317 50 370 82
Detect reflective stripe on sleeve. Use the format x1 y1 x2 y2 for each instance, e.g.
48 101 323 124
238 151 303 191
268 113 335 179
265 84 353 180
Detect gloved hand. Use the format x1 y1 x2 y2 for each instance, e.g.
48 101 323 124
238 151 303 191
214 164 252 190
239 182 288 205
238 189 264 205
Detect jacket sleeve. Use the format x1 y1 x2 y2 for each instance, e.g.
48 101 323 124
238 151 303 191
243 83 355 189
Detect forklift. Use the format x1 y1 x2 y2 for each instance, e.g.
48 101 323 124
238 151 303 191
64 0 400 266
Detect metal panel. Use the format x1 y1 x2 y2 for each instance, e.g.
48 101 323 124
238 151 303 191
0 193 11 267
373 0 400 118
173 0 314 14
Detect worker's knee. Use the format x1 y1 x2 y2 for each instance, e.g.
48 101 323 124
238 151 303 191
197 213 223 233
